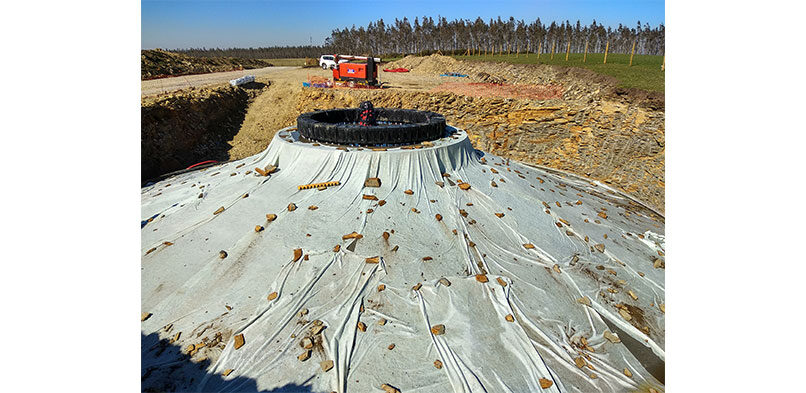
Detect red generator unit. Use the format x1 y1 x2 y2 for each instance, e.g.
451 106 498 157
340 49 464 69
331 55 381 87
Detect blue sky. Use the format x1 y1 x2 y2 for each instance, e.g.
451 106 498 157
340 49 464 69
142 0 664 49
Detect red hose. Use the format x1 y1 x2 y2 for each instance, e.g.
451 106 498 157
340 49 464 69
186 160 218 169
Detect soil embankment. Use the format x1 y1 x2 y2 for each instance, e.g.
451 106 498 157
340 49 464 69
141 81 268 182
141 49 273 80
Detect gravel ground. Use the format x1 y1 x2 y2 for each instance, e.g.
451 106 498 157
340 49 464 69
141 66 296 96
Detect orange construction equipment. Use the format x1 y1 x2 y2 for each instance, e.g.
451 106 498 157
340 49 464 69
331 55 382 87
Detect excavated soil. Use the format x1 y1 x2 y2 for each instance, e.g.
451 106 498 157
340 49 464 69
141 80 269 182
143 54 665 212
141 49 273 80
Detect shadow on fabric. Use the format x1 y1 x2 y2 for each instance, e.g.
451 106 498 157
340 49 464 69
141 332 317 392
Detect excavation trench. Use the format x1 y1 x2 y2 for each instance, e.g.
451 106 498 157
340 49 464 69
140 82 267 183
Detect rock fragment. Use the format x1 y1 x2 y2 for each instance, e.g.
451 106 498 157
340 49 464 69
293 248 303 262
219 250 228 259
267 292 278 301
287 203 297 211
378 284 386 292
381 384 401 393
213 207 225 215
321 360 334 372
364 178 381 187
141 312 152 321
475 274 489 283
333 244 341 252
553 264 561 273
234 334 245 350
434 360 443 369
342 232 363 240
298 350 311 361
496 277 507 286
539 378 554 389
222 369 234 376
388 343 395 350
439 278 451 287
357 322 367 332
404 189 413 195
255 225 264 232
365 256 380 264
505 314 515 322
266 213 277 221
577 296 591 306
435 214 443 221
458 182 471 190
594 243 605 253
604 330 621 343
523 243 535 249
624 368 633 378
362 194 378 201
430 324 445 335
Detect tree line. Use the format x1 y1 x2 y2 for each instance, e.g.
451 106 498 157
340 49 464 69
173 17 664 59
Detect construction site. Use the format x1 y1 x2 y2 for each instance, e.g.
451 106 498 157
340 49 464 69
141 51 665 393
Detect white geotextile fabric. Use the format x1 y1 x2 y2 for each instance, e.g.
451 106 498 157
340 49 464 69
229 75 255 86
141 127 665 393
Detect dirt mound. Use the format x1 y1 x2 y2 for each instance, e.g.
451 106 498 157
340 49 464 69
141 49 273 80
141 82 268 182
386 54 461 75
431 82 563 100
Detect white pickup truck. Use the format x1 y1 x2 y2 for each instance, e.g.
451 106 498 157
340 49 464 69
319 55 349 70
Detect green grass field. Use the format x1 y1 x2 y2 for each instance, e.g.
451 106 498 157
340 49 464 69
451 52 664 92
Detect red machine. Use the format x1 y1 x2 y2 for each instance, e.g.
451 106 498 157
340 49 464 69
331 55 382 87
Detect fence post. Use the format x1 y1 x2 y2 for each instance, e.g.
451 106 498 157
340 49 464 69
565 41 570 61
629 40 636 66
603 41 609 64
583 40 588 62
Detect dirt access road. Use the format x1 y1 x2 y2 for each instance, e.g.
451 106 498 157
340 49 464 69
141 66 295 96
